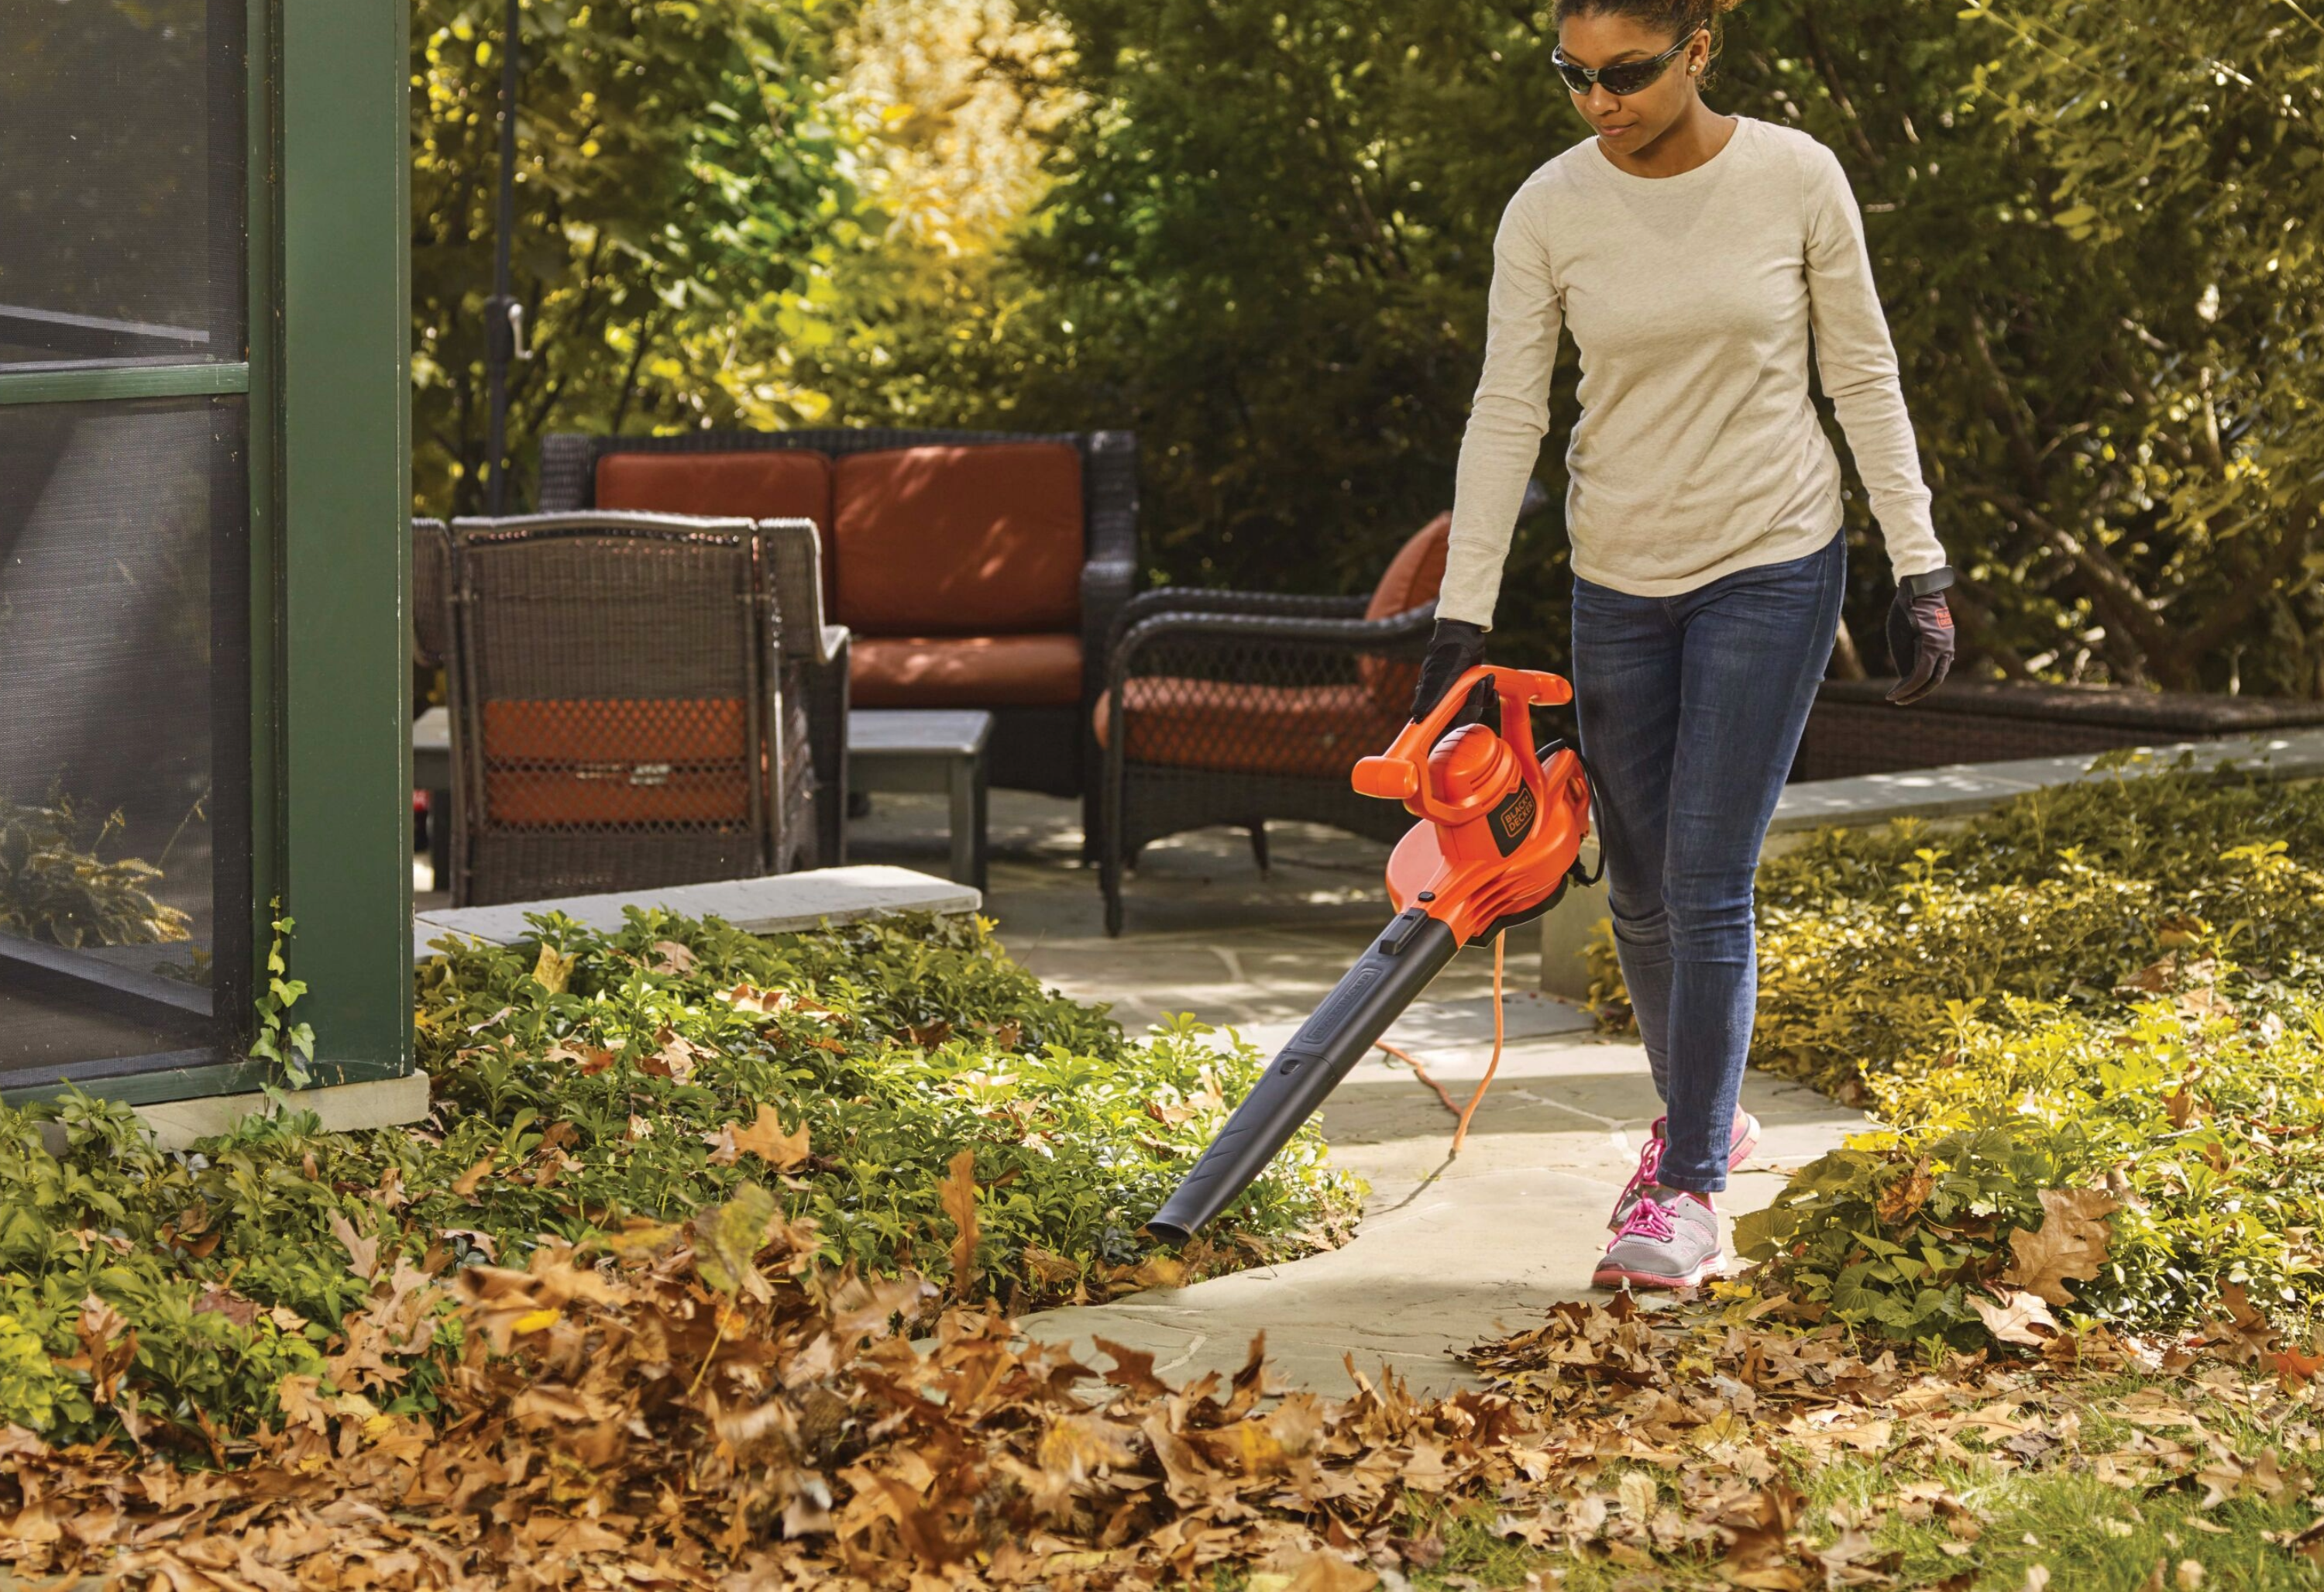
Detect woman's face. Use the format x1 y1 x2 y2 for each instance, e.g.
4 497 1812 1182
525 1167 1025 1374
1556 11 1711 154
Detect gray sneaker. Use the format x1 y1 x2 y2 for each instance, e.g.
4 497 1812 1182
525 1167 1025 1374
1593 1185 1723 1291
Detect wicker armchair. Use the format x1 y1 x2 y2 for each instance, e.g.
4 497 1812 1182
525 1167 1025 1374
536 427 1139 854
428 513 825 907
1094 514 1452 937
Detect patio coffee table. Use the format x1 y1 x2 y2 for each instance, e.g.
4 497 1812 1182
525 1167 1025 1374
847 709 992 892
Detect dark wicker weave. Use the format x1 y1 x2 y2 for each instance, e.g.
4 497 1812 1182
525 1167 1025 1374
1797 678 2324 782
1098 589 1435 936
412 517 451 669
536 426 1140 850
435 513 819 907
756 516 851 868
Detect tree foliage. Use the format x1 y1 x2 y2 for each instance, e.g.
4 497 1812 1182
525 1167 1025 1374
806 0 2324 689
408 0 859 514
1727 0 2324 690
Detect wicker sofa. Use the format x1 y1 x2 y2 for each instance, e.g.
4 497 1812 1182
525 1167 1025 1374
538 428 1139 852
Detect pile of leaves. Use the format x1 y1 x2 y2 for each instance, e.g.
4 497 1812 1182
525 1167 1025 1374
14 1232 2324 1590
0 911 1359 1444
1463 1291 2324 1590
0 1191 1531 1590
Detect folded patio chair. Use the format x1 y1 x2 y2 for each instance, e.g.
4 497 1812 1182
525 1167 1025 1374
435 512 827 906
1092 512 1454 937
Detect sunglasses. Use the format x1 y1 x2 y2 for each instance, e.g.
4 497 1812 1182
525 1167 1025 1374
1551 32 1700 97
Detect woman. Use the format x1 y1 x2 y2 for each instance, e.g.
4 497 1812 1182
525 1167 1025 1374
1411 0 1958 1288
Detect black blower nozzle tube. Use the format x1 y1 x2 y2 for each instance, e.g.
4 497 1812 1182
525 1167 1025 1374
1146 908 1459 1246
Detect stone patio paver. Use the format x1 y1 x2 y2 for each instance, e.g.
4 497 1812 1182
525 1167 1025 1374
851 791 1868 1395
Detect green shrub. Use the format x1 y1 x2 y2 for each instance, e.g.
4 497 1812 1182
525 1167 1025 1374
1753 762 2324 1096
1727 767 2324 1347
0 912 1359 1444
1739 975 2324 1348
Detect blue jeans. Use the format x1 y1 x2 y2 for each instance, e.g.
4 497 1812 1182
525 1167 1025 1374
1571 534 1844 1194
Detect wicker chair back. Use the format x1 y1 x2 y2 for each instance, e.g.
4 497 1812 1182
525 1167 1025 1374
439 515 805 906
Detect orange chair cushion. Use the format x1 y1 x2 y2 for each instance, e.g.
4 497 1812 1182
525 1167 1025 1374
1357 512 1452 711
596 450 836 602
1092 679 1401 779
480 698 751 826
851 633 1085 708
831 444 1083 635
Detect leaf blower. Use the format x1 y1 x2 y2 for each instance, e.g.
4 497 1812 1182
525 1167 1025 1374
1145 664 1597 1246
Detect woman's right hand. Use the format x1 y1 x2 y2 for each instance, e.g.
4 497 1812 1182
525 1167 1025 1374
1411 619 1488 721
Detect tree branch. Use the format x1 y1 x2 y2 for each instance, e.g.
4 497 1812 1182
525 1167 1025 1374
1945 576 2035 682
1798 2 1885 172
1958 485 2183 683
1968 311 2047 501
2171 504 2320 669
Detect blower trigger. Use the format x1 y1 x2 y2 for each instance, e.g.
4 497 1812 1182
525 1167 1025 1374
1449 672 1498 733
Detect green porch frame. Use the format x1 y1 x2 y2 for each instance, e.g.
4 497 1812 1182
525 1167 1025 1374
0 0 411 1105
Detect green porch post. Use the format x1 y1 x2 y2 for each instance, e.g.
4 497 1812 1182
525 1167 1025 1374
277 0 414 1082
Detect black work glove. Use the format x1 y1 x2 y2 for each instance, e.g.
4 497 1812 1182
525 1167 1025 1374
1886 567 1958 707
1411 618 1488 722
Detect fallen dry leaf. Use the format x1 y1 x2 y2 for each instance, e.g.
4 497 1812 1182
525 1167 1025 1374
530 943 576 994
732 1102 811 1169
1973 1289 2062 1346
327 1209 379 1279
2001 1188 2119 1306
942 1148 979 1300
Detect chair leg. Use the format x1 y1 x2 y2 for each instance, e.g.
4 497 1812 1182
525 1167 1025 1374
1101 724 1126 937
1248 821 1270 875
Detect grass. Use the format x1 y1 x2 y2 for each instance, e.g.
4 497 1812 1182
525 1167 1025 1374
1384 1367 2324 1590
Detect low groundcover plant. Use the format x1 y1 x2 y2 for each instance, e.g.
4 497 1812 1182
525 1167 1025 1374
0 910 1359 1444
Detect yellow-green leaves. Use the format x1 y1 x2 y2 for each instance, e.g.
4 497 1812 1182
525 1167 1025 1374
694 1181 780 1301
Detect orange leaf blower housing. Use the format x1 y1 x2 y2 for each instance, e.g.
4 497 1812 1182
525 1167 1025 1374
1146 666 1595 1246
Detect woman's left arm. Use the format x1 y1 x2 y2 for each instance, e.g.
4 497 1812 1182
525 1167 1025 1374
1800 143 1948 585
1802 142 1956 703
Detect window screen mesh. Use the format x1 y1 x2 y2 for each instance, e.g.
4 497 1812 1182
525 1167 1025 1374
0 0 244 366
0 398 249 1079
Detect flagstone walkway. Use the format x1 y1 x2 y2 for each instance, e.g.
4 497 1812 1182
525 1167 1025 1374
852 793 1866 1395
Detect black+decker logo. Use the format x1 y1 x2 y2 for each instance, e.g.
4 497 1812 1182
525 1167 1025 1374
1488 782 1536 858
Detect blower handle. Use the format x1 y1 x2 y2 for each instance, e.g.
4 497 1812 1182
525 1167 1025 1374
1352 664 1573 824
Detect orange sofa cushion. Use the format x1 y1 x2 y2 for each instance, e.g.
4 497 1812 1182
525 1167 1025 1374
1092 679 1401 779
595 449 833 528
480 698 751 827
831 443 1083 635
851 633 1084 709
1357 512 1452 712
596 450 835 602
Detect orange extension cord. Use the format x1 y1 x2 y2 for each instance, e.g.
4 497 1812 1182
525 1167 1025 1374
1373 930 1506 1157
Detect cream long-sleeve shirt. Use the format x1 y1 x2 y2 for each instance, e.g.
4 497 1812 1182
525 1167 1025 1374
1439 116 1946 622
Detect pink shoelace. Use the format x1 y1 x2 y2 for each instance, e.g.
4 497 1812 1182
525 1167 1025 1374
1617 1192 1676 1243
1631 1135 1665 1189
